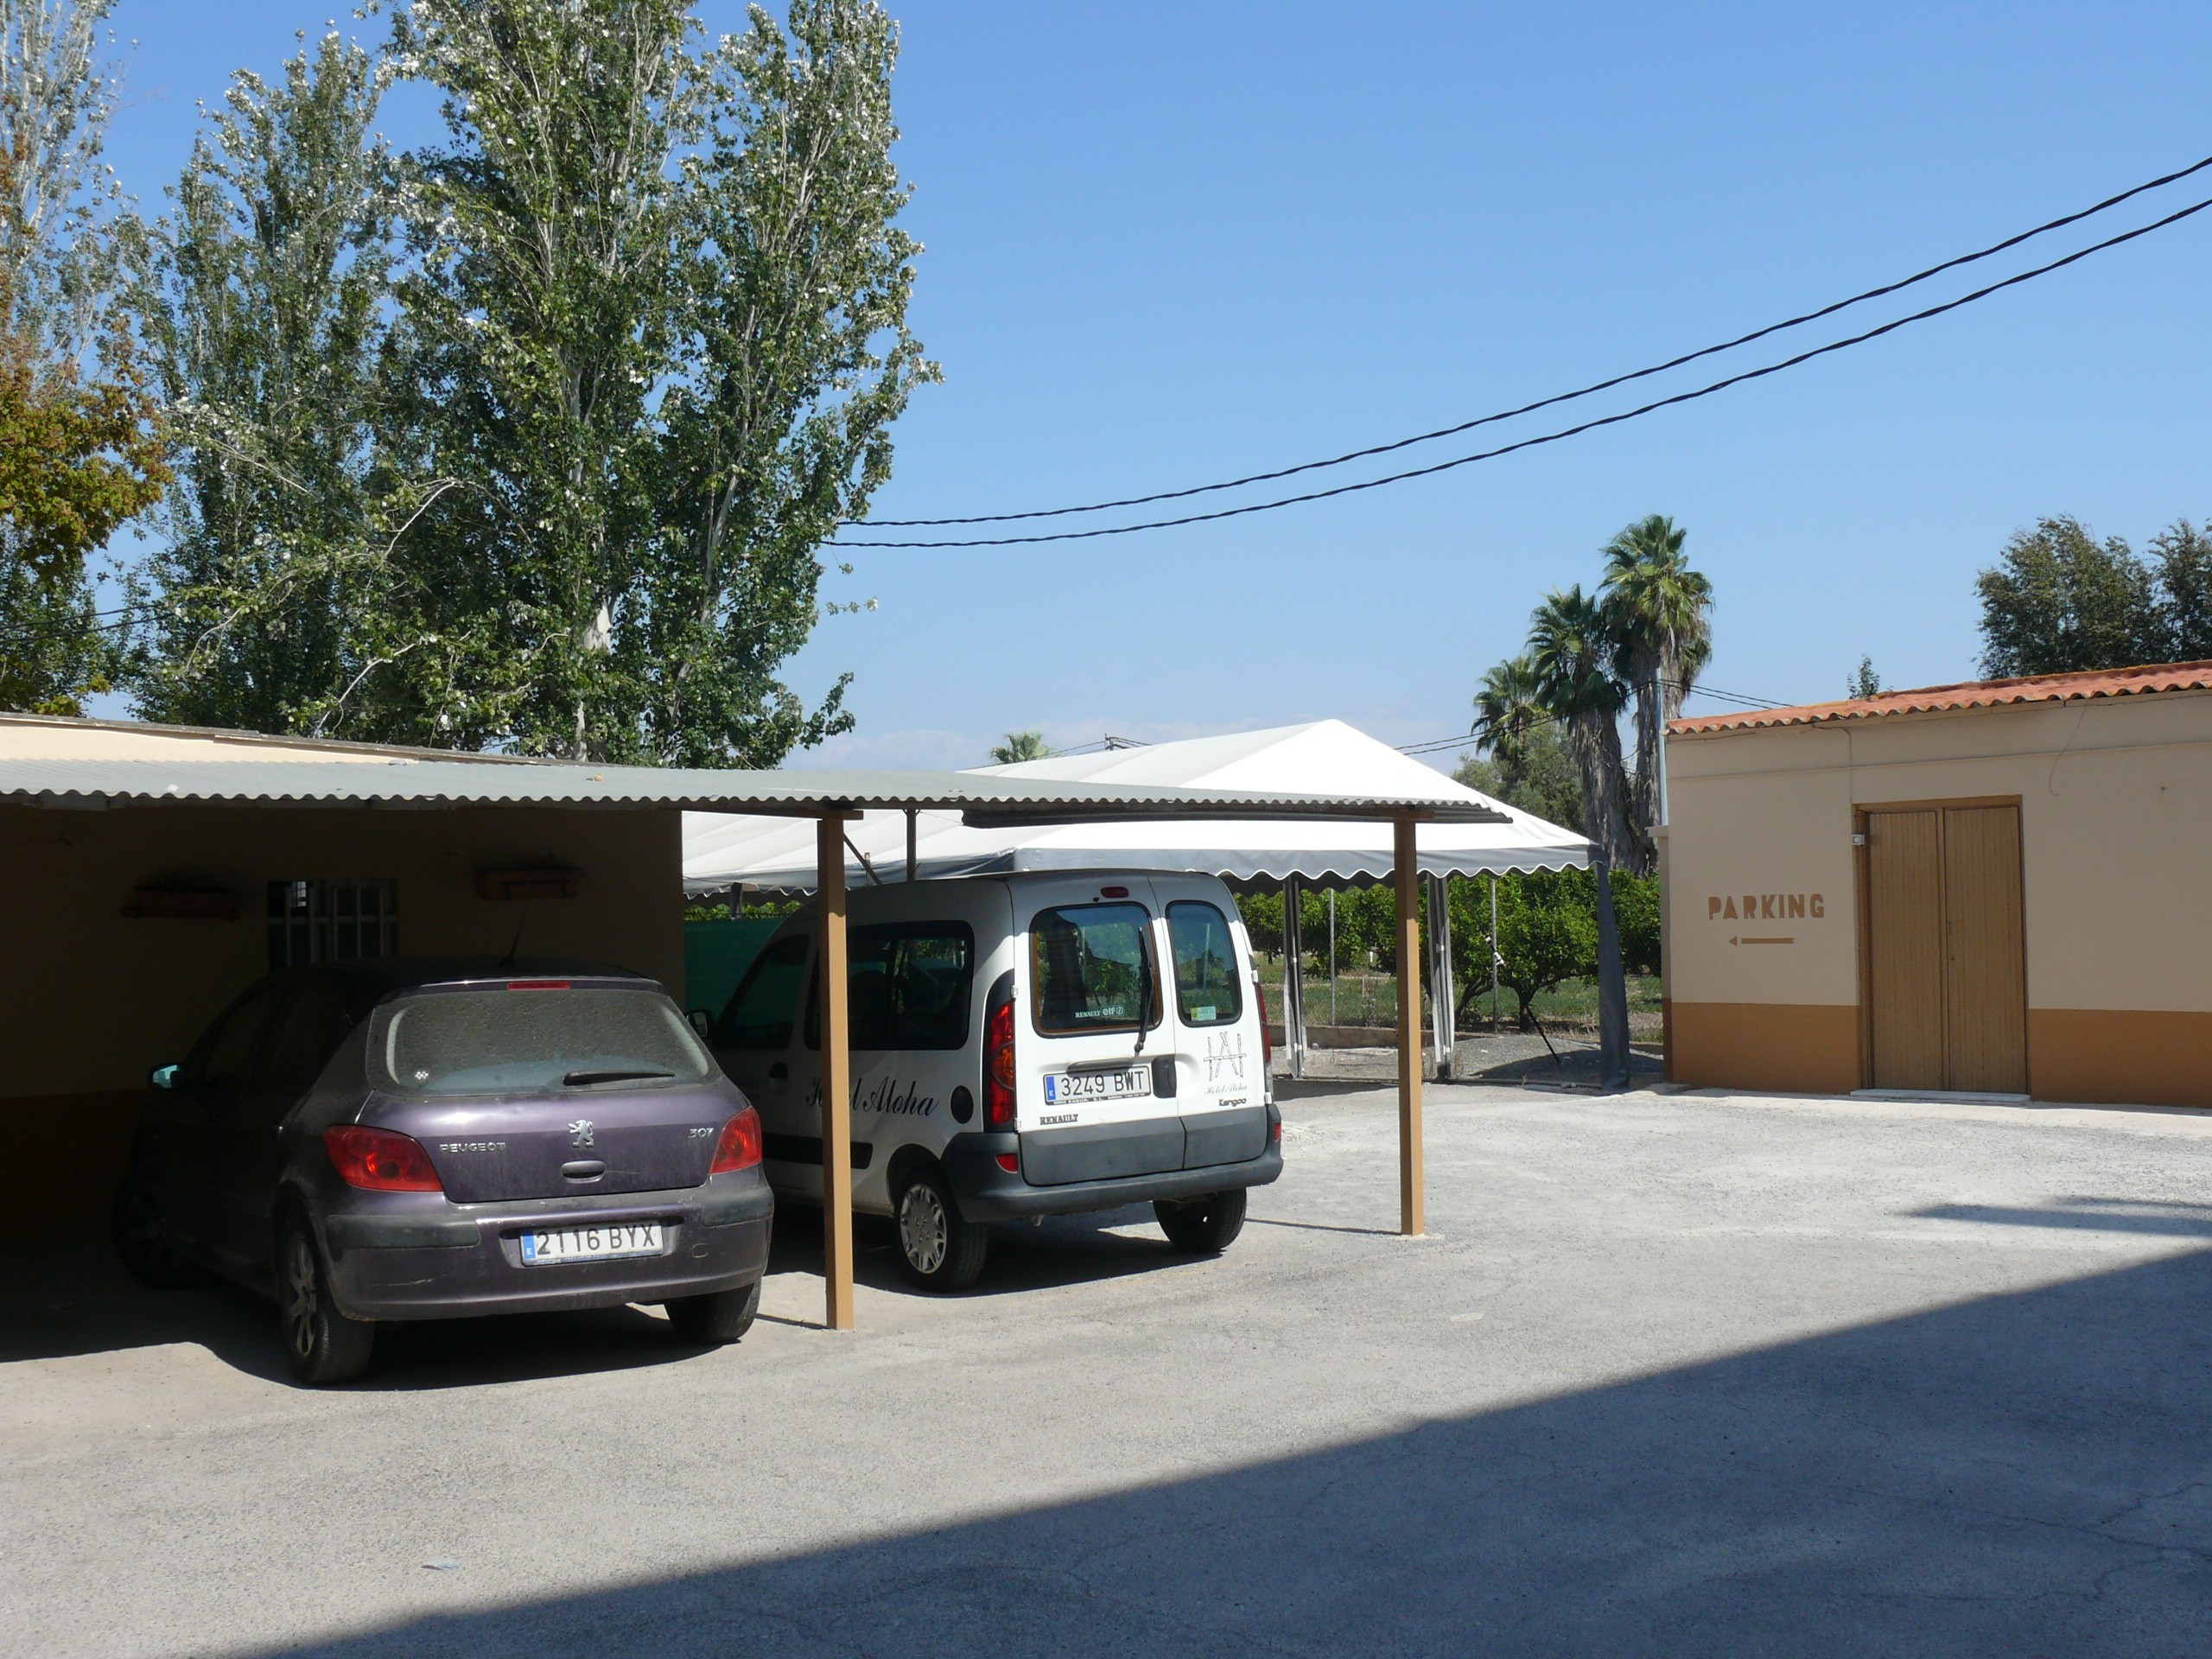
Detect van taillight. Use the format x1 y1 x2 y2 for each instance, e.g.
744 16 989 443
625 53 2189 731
1255 976 1272 1066
985 996 1016 1128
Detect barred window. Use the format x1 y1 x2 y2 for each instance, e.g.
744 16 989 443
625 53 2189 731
268 879 397 969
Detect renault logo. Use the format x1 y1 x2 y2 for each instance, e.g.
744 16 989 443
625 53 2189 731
568 1119 595 1148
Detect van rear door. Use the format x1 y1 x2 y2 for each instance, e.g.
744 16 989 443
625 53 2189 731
1154 877 1268 1170
1014 876 1185 1185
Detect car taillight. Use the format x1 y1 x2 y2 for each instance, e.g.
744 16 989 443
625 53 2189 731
710 1107 763 1173
985 995 1016 1128
995 1152 1020 1173
324 1125 442 1192
1255 975 1273 1066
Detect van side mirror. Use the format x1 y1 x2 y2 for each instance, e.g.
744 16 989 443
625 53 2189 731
149 1063 181 1090
687 1008 715 1041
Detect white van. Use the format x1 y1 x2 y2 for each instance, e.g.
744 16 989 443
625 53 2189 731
704 870 1281 1289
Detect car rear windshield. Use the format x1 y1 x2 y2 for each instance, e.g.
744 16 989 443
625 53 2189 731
371 985 715 1096
1167 901 1243 1027
1030 902 1160 1036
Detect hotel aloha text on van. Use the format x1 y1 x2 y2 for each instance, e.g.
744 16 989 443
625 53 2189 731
706 869 1282 1288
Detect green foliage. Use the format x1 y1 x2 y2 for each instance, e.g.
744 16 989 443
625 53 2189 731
130 32 399 734
1847 655 1882 699
1453 724 1584 833
135 0 935 762
1974 515 2173 678
1608 870 1659 976
1449 871 1598 1029
2153 521 2212 662
1233 889 1281 957
0 0 168 714
990 729 1055 764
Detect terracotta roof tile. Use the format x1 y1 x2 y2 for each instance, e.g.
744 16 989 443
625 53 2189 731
1668 660 2212 735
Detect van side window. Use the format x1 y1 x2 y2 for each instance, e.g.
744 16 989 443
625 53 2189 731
1166 902 1243 1027
1030 903 1161 1036
715 933 810 1049
803 922 976 1051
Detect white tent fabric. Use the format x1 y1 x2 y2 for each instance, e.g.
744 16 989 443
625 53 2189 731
683 720 1589 895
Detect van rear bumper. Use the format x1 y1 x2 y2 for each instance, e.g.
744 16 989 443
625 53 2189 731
941 1109 1282 1221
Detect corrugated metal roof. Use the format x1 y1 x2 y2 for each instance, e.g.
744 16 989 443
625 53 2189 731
0 754 1507 824
1668 660 2212 736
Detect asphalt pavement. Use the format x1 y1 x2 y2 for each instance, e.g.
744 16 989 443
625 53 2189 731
7 1083 2212 1656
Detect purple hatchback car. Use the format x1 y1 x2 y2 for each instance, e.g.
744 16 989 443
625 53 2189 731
112 961 772 1384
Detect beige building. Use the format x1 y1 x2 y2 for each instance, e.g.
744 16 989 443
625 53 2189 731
1662 662 2212 1108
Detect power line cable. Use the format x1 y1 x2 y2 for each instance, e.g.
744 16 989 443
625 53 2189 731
853 151 2212 531
836 191 2212 550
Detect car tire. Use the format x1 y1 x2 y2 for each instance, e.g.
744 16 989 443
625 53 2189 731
111 1165 210 1288
665 1280 760 1345
894 1167 988 1292
1155 1188 1247 1254
276 1217 375 1386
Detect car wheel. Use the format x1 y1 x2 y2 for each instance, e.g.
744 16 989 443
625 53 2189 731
111 1165 209 1288
275 1217 375 1386
665 1280 760 1345
1155 1188 1247 1254
895 1167 988 1292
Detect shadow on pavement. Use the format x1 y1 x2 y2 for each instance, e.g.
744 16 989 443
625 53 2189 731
768 1203 1203 1300
1913 1197 2212 1237
256 1248 2212 1658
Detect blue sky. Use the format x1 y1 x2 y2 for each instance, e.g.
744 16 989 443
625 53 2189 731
99 2 2212 769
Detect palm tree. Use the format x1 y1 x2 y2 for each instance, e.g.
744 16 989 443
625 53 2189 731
1600 514 1712 866
990 730 1056 764
1528 585 1636 869
1471 654 1545 777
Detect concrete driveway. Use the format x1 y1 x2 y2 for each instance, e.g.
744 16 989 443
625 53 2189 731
7 1083 2211 1656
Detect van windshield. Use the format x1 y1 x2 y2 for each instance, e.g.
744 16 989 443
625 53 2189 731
1031 902 1160 1036
372 986 715 1096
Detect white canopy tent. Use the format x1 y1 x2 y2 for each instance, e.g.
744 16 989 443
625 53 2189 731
683 720 1592 1078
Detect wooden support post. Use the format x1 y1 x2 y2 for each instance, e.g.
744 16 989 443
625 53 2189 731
1394 814 1425 1236
817 812 855 1330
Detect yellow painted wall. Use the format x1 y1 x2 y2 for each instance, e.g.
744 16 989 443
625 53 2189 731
1665 688 2212 1102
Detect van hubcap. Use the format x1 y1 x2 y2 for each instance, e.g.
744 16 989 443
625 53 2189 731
282 1234 321 1358
899 1185 949 1274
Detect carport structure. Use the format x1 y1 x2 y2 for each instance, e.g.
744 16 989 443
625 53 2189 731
0 715 1503 1330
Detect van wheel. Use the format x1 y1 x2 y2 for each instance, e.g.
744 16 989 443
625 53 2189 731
1155 1188 1247 1254
276 1217 375 1386
111 1165 209 1288
895 1169 988 1292
666 1280 760 1344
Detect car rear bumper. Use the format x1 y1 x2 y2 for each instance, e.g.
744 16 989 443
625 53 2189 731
941 1107 1282 1221
321 1173 773 1322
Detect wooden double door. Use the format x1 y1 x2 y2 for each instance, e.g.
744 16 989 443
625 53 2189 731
1860 802 2028 1094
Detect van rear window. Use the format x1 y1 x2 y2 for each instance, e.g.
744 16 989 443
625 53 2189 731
1031 903 1161 1036
1167 901 1243 1027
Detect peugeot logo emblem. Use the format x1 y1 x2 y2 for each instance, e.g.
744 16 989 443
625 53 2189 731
568 1119 595 1148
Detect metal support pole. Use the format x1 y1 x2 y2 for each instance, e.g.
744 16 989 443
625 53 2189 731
816 813 855 1330
1327 888 1337 1027
1393 816 1425 1236
905 807 918 883
1280 875 1306 1078
1593 848 1631 1094
1489 874 1501 1031
1426 871 1454 1081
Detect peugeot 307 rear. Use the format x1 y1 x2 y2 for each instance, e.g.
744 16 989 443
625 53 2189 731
113 963 774 1386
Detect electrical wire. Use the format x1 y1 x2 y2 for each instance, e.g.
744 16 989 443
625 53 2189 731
852 151 2212 530
835 191 2212 550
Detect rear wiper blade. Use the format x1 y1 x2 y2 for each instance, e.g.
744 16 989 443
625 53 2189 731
563 1068 677 1087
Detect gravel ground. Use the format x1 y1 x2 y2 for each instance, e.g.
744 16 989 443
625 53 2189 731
6 1084 2212 1656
